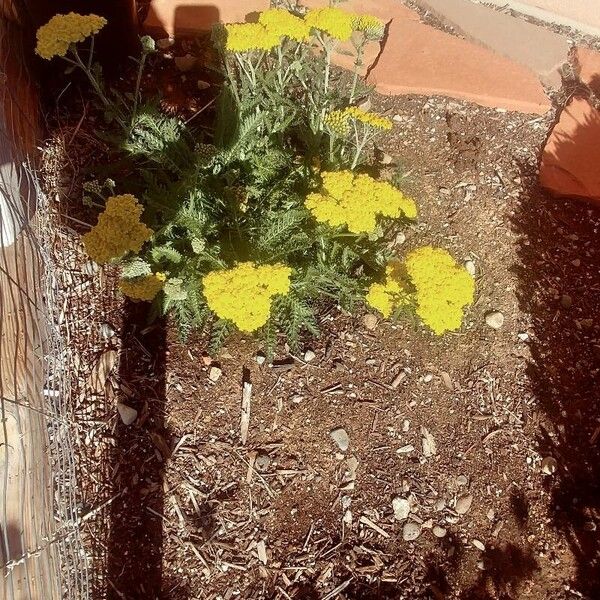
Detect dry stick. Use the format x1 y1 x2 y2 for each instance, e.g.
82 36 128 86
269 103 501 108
240 368 252 446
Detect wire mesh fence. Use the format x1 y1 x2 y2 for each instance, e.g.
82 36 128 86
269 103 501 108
0 2 89 598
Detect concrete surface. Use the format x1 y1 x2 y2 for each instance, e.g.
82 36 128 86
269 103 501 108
415 0 569 87
484 0 600 37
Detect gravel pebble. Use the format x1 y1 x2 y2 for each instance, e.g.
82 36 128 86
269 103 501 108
330 427 350 451
433 525 447 538
402 521 422 541
541 456 558 475
117 403 137 425
455 494 474 515
485 310 505 330
363 313 378 330
392 497 411 521
303 349 316 362
208 366 222 382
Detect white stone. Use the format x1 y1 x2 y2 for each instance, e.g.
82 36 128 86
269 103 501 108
117 403 138 425
392 497 411 520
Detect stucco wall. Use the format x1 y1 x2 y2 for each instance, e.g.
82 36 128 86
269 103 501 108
485 0 600 35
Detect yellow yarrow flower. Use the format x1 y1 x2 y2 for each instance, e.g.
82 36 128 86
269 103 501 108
306 171 417 234
259 9 311 42
304 7 355 41
366 262 411 317
345 106 393 130
324 110 351 135
352 14 385 39
120 273 166 302
405 246 475 335
202 262 292 332
224 22 280 53
82 194 153 264
35 13 107 60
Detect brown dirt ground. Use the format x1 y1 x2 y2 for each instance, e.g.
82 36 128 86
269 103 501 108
41 34 600 600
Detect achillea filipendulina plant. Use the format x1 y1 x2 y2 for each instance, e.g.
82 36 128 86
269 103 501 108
366 261 412 317
35 12 106 59
306 171 417 234
352 14 385 39
48 5 475 351
304 7 355 41
223 22 281 53
344 107 393 131
120 272 166 301
82 194 153 264
259 8 311 42
202 263 292 332
405 247 475 334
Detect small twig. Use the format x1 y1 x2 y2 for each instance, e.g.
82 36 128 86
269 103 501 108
185 96 217 125
240 368 252 445
321 579 352 600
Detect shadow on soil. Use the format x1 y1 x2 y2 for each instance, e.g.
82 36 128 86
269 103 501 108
509 107 600 598
106 302 171 599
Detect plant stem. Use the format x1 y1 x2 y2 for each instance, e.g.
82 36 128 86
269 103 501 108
349 40 365 104
132 50 148 122
351 123 369 169
70 45 127 129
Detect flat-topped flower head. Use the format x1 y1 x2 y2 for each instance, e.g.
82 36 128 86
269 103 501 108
82 194 153 264
324 109 351 135
202 262 292 332
120 273 166 301
345 106 393 130
306 171 417 234
405 246 475 334
352 14 385 40
224 22 280 53
259 9 311 42
366 261 412 317
304 7 355 41
36 13 107 59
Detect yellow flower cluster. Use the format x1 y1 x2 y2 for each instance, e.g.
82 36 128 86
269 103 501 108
366 261 411 317
352 14 385 39
202 262 292 332
36 13 107 60
82 194 153 264
405 247 475 335
305 171 417 234
259 8 311 42
324 109 351 135
345 106 393 130
304 7 355 41
325 107 393 134
120 273 166 301
224 22 280 53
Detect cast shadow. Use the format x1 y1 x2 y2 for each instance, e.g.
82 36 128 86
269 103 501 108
510 96 600 597
458 544 539 600
105 302 172 599
145 3 220 38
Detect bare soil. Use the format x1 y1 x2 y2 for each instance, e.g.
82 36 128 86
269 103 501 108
42 39 600 600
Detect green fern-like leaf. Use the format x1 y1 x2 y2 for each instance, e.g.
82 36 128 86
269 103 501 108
209 318 232 354
121 257 152 278
151 245 183 264
272 293 319 352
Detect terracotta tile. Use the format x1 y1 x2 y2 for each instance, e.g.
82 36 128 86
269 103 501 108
368 17 551 114
415 0 568 88
576 46 600 97
539 97 600 207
